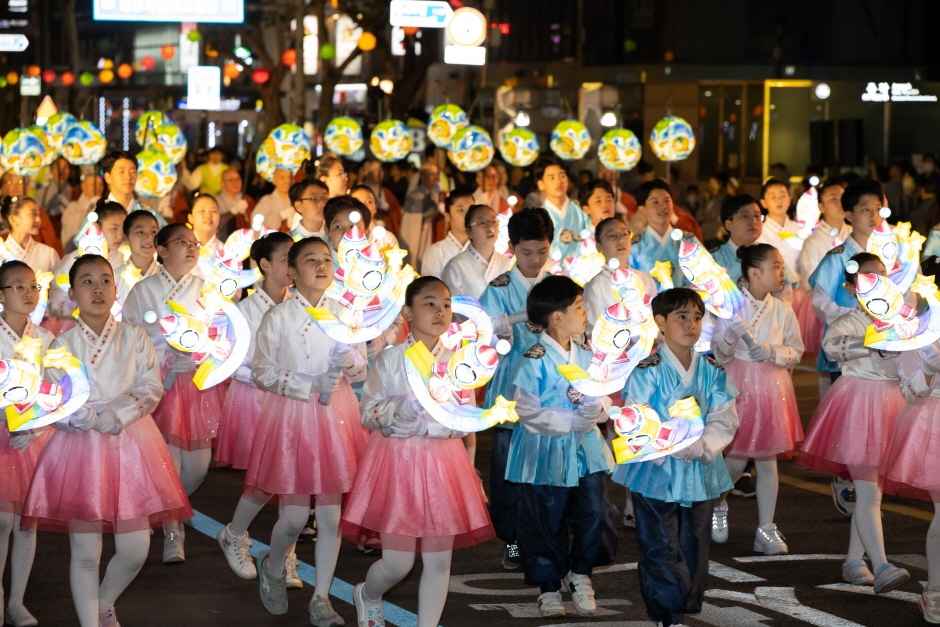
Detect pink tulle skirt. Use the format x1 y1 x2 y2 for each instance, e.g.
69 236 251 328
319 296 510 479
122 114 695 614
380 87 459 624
799 376 906 481
152 375 224 451
792 287 822 355
881 396 940 501
244 381 363 501
215 381 267 470
0 426 52 513
725 360 804 458
22 417 192 533
40 317 76 336
342 432 494 552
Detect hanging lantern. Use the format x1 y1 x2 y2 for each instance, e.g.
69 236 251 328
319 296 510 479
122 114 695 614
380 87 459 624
187 30 202 42
99 69 114 84
140 55 157 72
223 62 240 80
60 71 76 87
6 72 18 85
205 44 219 59
117 63 133 80
0 77 6 88
251 68 271 85
160 45 176 61
79 72 95 87
26 65 40 78
319 43 335 61
280 48 297 67
402 26 418 36
41 69 56 84
358 32 377 52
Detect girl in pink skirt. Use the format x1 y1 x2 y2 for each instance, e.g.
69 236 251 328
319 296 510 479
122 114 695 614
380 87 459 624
122 223 224 564
800 252 910 594
242 237 366 624
23 254 191 627
712 243 804 555
344 276 494 627
0 261 54 627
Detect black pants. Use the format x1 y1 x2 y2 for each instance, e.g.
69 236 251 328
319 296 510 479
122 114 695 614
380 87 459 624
516 471 617 592
632 493 714 626
488 427 519 544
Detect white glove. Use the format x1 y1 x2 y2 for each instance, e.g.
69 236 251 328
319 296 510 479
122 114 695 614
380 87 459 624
313 368 343 405
343 361 367 383
672 438 704 461
9 431 34 449
901 370 931 401
67 405 98 431
722 320 749 344
740 333 773 362
92 408 124 435
873 348 901 360
572 400 605 432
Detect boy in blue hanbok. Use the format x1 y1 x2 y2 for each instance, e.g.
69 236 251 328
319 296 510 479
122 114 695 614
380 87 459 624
534 159 592 261
630 179 696 287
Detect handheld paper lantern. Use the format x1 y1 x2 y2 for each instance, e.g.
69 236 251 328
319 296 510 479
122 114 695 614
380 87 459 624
447 125 494 172
428 103 468 148
149 122 188 164
498 127 539 167
61 120 107 166
649 115 696 162
27 126 56 167
135 146 177 198
0 128 48 177
677 235 744 320
610 397 705 464
324 117 364 157
134 110 169 146
550 119 591 160
369 119 412 162
855 272 940 352
44 112 77 155
254 123 311 183
598 128 641 171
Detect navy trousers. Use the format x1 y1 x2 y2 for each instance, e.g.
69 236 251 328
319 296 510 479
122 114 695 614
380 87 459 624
488 427 519 544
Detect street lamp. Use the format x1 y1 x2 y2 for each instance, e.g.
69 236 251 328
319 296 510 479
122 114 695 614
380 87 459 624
814 82 831 100
600 111 617 127
514 111 530 127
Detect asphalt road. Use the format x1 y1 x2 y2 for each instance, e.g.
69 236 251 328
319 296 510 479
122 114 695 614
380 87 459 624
17 363 935 626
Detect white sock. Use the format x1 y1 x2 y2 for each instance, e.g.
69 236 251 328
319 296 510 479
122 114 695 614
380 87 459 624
98 530 150 609
0 513 30 612
268 503 309 577
69 531 103 627
229 493 270 537
363 541 416 601
852 480 888 571
929 498 940 591
725 456 748 484
418 549 453 627
313 502 342 598
755 459 780 528
168 445 212 496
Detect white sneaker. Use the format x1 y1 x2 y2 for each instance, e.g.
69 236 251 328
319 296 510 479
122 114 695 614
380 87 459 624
873 563 910 594
286 544 303 589
309 595 345 626
218 524 257 579
841 559 874 585
753 523 788 555
353 582 385 627
711 500 729 544
256 551 288 615
921 586 940 624
163 527 186 564
5 603 39 627
98 606 121 627
563 572 597 615
537 591 566 617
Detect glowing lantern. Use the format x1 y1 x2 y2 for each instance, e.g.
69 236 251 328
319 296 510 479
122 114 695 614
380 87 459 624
160 45 176 61
60 71 76 87
79 72 94 87
358 32 377 52
6 72 18 85
223 63 240 80
280 48 297 67
140 55 157 72
41 69 56 84
26 65 40 78
117 63 133 80
320 43 335 61
251 68 270 85
99 69 114 84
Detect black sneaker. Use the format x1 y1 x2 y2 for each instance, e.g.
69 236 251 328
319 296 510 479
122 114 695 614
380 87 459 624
501 543 521 570
731 472 756 498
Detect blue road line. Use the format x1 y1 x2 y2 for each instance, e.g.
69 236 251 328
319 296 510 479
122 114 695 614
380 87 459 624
190 510 422 627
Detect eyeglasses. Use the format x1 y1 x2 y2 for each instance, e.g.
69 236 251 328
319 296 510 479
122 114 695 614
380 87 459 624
0 283 41 293
300 196 328 203
167 239 201 250
470 219 498 229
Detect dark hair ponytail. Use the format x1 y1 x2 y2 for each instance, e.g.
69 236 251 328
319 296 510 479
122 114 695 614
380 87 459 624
737 243 777 280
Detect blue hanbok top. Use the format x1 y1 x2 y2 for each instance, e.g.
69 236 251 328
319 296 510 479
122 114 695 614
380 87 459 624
544 198 592 261
629 226 693 288
710 239 741 283
807 236 864 372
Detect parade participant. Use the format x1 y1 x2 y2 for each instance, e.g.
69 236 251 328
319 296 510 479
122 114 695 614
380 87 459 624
0 261 53 627
478 208 553 570
1 173 63 255
420 187 473 279
800 252 910 593
508 276 615 618
709 194 763 283
613 288 738 627
246 237 366 623
756 178 802 285
61 170 103 250
345 276 494 627
2 197 60 274
315 154 349 199
188 194 222 250
114 210 159 314
23 254 191 627
711 244 804 552
579 179 617 226
441 204 514 299
122 224 224 565
629 179 694 287
535 158 591 261
253 168 294 231
289 179 328 241
583 216 656 327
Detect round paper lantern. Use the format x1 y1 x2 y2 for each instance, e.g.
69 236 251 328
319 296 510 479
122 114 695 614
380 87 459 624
4 72 16 85
649 115 696 162
498 127 540 167
223 63 240 80
324 117 364 157
27 126 56 166
25 65 40 78
251 68 270 85
447 125 495 172
160 45 176 61
550 120 591 161
427 103 468 148
41 69 56 84
186 30 202 43
358 32 377 52
60 71 76 86
135 146 177 198
79 72 94 87
99 69 114 84
319 43 335 61
117 63 134 80
61 120 107 166
1 128 48 177
254 123 311 183
140 55 157 72
150 122 187 164
0 77 7 88
44 112 78 153
280 48 297 67
598 128 641 172
135 110 169 146
368 119 412 163
99 58 114 70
